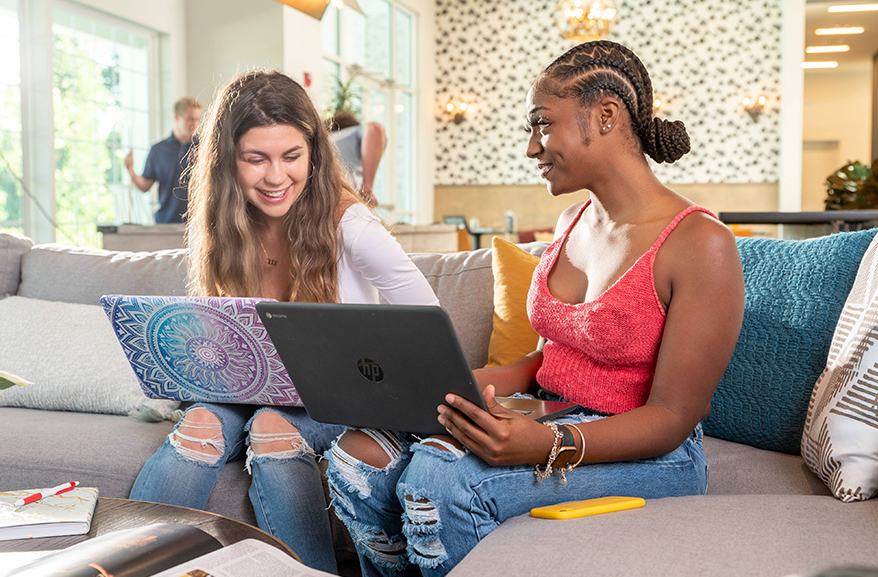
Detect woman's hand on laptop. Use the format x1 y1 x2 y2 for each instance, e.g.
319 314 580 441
437 385 557 467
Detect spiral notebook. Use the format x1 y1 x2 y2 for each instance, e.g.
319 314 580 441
0 486 99 540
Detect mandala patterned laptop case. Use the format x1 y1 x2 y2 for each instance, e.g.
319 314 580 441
101 295 301 406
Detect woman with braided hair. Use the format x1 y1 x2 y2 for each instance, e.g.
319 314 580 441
325 41 744 577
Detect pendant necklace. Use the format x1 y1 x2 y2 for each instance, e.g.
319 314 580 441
256 233 278 266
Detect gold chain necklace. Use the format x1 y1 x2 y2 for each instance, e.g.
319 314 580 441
256 233 278 266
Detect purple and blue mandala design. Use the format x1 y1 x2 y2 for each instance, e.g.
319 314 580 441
102 296 301 406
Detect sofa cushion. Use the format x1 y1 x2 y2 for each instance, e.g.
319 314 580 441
0 296 178 417
18 244 188 305
0 232 32 297
802 233 878 502
0 407 253 522
408 242 548 368
448 494 878 577
485 237 541 368
703 230 877 454
0 408 173 500
703 436 830 496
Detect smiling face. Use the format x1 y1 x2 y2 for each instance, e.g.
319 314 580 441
236 124 311 224
525 84 597 196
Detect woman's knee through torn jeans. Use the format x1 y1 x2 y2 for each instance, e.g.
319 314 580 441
130 402 344 574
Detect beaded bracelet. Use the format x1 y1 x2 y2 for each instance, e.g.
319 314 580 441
534 422 563 482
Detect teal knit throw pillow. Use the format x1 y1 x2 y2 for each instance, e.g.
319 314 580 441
703 229 877 454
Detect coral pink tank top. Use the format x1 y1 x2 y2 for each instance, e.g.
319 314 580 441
527 200 715 414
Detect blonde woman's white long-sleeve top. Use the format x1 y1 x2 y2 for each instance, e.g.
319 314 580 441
337 203 440 306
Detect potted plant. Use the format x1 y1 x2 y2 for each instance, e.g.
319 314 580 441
324 67 362 124
825 159 878 210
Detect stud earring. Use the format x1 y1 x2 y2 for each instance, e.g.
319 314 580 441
602 124 612 132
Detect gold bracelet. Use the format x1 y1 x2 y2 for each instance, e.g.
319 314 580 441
567 424 586 471
534 423 563 482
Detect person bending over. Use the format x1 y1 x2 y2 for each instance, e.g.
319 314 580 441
330 111 386 208
324 40 745 577
129 70 438 574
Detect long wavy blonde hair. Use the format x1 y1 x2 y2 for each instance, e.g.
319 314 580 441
186 70 358 302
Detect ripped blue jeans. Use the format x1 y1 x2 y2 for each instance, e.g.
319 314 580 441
130 403 344 573
325 412 707 577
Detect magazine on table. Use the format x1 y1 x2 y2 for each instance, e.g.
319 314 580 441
5 522 333 577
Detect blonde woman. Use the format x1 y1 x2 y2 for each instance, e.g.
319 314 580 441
130 70 438 574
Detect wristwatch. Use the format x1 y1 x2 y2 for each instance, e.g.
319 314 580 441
552 425 578 468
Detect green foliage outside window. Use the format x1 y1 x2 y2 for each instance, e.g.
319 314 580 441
52 32 119 247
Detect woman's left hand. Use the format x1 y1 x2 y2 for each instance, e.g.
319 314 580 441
437 385 556 466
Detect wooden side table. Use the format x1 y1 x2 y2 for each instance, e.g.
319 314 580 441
0 498 298 561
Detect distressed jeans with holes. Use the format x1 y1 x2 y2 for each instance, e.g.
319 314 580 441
130 403 344 574
327 414 708 577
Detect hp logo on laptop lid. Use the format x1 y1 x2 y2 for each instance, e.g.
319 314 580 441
357 358 384 383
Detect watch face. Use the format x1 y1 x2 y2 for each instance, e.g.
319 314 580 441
553 425 577 467
554 446 577 468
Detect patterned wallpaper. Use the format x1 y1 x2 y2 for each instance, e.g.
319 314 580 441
434 0 783 185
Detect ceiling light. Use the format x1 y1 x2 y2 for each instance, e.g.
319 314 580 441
815 26 865 35
805 45 850 53
828 4 878 12
802 61 839 69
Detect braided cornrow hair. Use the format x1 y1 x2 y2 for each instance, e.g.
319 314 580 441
539 40 689 164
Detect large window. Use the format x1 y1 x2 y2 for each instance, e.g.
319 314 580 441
0 0 23 235
52 3 157 246
322 0 417 224
0 0 159 246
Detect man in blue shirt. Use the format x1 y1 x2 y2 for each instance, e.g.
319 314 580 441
125 97 202 223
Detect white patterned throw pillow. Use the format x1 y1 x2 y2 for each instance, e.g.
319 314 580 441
801 234 878 502
0 296 179 417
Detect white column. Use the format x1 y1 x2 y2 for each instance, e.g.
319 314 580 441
412 0 436 225
779 0 805 212
282 7 323 104
19 0 56 244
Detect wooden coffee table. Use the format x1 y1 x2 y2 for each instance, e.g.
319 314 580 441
0 497 299 560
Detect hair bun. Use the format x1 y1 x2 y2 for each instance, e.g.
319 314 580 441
643 117 690 164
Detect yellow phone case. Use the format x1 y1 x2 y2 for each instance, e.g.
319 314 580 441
530 496 645 519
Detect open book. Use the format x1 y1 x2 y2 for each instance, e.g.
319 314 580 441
8 523 334 577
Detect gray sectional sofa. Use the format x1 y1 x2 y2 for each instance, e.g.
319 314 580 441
1 231 876 576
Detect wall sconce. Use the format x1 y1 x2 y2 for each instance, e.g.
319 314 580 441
444 99 468 124
741 94 768 121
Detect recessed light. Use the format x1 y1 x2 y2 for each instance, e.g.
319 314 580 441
815 26 865 35
805 45 851 53
802 61 840 69
828 4 878 12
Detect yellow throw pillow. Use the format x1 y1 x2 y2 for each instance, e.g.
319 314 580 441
485 236 542 367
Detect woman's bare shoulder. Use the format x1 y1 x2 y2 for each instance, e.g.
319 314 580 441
553 201 588 241
664 210 741 274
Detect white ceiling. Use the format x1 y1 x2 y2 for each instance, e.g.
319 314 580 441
806 1 878 66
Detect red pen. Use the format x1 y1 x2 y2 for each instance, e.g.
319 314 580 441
12 481 79 507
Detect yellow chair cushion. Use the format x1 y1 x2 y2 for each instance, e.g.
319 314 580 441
485 236 542 367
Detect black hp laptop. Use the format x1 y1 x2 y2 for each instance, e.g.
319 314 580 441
255 303 576 435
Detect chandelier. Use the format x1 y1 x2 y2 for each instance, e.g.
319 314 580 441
554 0 619 43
